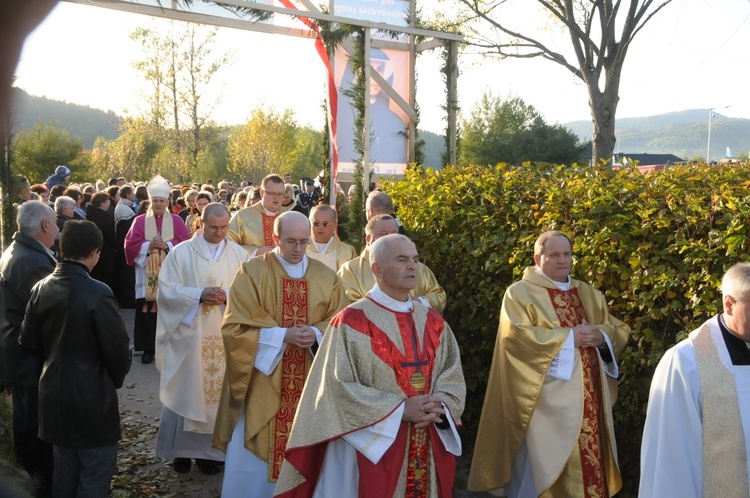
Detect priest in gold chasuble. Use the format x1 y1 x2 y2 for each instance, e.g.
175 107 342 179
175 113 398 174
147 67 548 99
213 211 348 498
228 174 286 257
468 231 630 498
275 234 465 498
337 214 447 313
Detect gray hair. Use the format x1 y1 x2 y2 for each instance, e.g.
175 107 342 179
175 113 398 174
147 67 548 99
722 262 750 301
365 191 394 215
371 233 414 265
534 230 573 256
365 214 396 237
54 196 76 215
17 200 55 234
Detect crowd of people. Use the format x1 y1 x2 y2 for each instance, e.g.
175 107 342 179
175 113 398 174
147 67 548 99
2 165 750 498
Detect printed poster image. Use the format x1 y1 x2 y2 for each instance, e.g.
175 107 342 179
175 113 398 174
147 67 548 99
334 46 410 177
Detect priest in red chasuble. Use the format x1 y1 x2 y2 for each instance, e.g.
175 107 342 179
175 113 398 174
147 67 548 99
275 234 466 498
228 174 286 257
212 211 348 498
468 230 630 497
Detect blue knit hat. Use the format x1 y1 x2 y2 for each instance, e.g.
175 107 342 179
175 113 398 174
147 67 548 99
55 165 71 177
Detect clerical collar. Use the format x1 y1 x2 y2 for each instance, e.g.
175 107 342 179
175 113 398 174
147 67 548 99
312 236 334 254
370 283 413 312
199 233 224 261
718 313 750 365
262 206 278 216
535 267 570 291
273 248 308 278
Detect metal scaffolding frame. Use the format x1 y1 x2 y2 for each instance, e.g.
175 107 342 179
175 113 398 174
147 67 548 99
64 0 461 180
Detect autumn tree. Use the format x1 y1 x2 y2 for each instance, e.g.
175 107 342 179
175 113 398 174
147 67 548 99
432 0 674 164
13 122 85 183
462 93 583 166
130 21 232 181
227 107 299 184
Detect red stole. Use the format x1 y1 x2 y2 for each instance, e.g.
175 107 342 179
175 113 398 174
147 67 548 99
262 212 275 247
355 301 455 498
271 277 310 481
546 288 608 498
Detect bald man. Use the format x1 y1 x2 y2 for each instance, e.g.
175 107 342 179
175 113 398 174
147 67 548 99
305 204 357 271
276 234 465 497
213 211 348 498
155 203 250 475
337 214 447 313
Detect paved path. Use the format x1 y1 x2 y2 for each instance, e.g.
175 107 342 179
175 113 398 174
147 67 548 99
115 308 492 497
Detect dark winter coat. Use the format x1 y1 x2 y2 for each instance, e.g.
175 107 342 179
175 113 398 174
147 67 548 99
20 262 131 448
0 232 56 388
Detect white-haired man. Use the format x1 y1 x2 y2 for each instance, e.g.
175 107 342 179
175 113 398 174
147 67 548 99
155 203 250 475
275 234 465 497
305 204 356 271
124 175 191 364
213 211 348 498
337 214 446 313
0 200 58 494
640 261 750 497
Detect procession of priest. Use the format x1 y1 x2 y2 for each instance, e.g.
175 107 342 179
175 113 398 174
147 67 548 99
3 169 748 498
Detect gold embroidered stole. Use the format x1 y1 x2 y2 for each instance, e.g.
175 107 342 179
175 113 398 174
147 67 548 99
269 277 309 481
144 211 174 304
692 325 749 498
545 288 608 498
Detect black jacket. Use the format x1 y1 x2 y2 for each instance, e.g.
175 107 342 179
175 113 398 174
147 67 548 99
86 204 117 290
0 232 56 388
20 262 131 448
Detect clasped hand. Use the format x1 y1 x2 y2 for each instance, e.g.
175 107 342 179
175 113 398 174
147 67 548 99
573 319 604 348
403 395 447 428
200 287 226 305
284 325 316 349
148 236 168 252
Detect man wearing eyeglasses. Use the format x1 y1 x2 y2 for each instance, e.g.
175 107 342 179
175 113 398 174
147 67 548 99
213 211 348 498
305 205 357 272
468 230 630 497
228 174 286 257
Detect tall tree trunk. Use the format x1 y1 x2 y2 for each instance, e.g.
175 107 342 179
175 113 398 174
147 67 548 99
589 89 618 166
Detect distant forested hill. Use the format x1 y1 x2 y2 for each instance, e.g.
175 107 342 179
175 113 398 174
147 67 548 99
565 109 750 160
10 87 121 149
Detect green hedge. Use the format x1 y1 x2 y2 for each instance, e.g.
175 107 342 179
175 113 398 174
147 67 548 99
385 162 750 495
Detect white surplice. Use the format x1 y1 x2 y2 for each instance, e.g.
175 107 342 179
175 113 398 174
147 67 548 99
639 315 750 498
155 233 249 459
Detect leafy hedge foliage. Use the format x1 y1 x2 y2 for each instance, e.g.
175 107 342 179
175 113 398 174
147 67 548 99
385 162 750 495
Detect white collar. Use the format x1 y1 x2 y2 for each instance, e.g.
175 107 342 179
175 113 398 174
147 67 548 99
312 235 334 254
535 266 570 291
198 233 225 261
369 283 413 312
273 247 308 278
